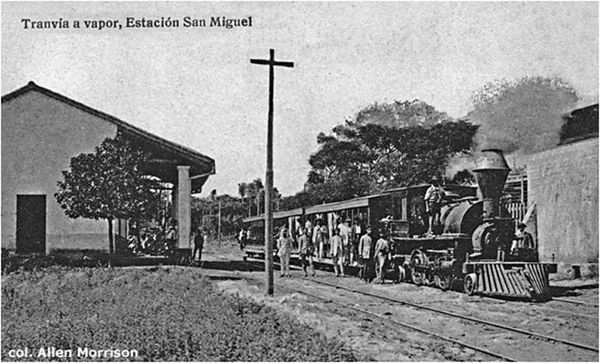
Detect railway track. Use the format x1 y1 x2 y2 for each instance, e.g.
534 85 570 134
552 296 599 308
234 258 515 361
297 274 598 352
276 282 517 361
240 257 598 361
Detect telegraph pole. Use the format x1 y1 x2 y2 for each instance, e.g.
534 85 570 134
217 200 222 247
250 49 294 295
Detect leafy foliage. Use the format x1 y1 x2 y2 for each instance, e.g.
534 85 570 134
293 101 478 205
2 267 359 361
55 134 161 252
354 99 452 128
193 178 283 237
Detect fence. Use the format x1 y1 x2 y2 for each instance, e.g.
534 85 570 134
503 202 526 225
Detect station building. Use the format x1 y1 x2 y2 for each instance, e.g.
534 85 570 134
1 82 215 254
526 104 598 278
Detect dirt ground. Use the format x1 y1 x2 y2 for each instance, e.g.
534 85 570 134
199 240 599 361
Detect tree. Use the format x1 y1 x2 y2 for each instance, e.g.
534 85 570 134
55 134 161 253
192 194 247 237
467 76 579 154
247 178 264 216
354 99 452 128
305 100 479 202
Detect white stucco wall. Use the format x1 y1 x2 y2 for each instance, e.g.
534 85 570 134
527 137 598 275
2 91 118 251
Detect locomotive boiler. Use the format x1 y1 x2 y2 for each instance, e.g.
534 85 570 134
402 149 556 300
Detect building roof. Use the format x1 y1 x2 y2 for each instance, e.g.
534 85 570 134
2 82 216 192
559 103 599 145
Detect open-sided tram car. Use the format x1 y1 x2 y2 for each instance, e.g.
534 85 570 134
242 208 304 258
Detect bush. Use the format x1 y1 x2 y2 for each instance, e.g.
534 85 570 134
2 267 359 361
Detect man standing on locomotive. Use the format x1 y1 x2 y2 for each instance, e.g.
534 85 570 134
358 226 374 282
424 177 445 235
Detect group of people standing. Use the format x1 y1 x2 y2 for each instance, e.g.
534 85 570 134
275 221 394 283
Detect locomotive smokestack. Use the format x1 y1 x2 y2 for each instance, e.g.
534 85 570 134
473 149 511 220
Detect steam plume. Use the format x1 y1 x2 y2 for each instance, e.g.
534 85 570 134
466 76 580 154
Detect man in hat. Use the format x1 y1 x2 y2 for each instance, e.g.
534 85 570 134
374 229 391 283
277 227 294 277
358 226 374 282
424 177 445 235
298 227 316 277
338 218 352 265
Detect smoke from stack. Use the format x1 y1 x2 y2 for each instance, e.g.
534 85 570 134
445 76 580 181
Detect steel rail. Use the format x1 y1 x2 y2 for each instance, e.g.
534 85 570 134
296 276 599 353
233 257 516 362
245 256 598 353
279 283 516 362
552 297 599 308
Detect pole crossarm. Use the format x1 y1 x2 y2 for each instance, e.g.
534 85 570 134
250 48 294 69
250 48 294 296
250 59 294 68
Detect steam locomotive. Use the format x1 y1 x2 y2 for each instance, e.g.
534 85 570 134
386 149 556 300
243 149 557 301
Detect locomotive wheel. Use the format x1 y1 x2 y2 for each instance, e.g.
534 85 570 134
435 274 453 291
424 274 435 286
463 273 478 296
412 271 424 286
410 250 428 286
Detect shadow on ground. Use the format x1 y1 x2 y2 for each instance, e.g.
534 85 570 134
200 260 263 272
549 283 599 298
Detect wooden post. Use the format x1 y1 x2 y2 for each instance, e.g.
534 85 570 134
250 49 294 295
218 200 222 246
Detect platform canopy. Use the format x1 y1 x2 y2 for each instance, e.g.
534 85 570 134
3 82 216 193
118 123 214 193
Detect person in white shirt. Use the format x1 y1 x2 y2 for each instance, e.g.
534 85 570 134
330 228 345 277
424 177 445 235
277 228 293 277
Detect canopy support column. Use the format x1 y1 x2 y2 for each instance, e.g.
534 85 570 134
177 165 191 250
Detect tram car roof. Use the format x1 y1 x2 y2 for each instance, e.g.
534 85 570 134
304 193 389 215
242 207 304 224
384 183 477 195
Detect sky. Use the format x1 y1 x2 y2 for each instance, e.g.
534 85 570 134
2 1 598 197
